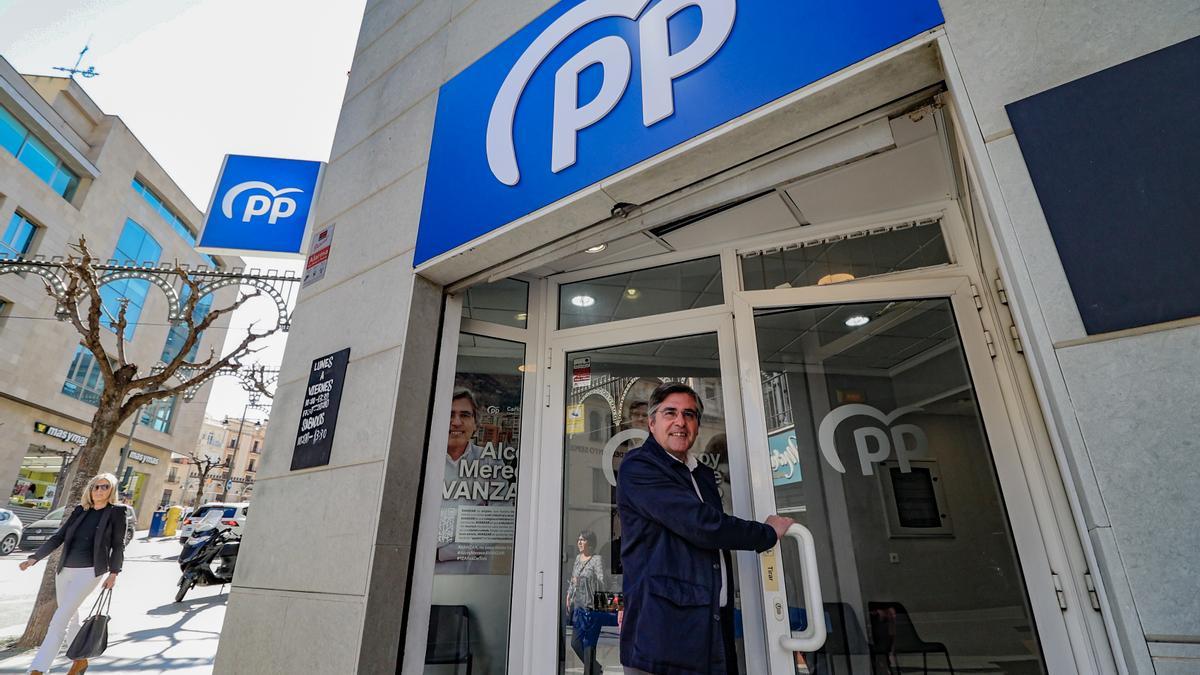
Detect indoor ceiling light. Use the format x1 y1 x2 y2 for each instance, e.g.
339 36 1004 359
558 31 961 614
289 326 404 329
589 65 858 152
584 244 608 253
570 295 596 307
515 312 527 321
817 272 856 286
625 288 640 299
844 314 870 327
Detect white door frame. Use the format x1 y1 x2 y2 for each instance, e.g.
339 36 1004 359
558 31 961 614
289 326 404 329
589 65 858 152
527 307 775 675
732 275 1078 674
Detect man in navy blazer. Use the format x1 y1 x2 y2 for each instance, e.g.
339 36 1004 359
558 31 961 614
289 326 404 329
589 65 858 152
618 382 794 675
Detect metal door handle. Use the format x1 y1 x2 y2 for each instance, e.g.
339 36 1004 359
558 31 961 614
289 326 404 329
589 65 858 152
778 523 826 653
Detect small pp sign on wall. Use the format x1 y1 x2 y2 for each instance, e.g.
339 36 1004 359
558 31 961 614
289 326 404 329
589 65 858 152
198 154 325 258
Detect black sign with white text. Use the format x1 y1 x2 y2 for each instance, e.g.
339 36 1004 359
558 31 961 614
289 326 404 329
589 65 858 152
291 347 350 470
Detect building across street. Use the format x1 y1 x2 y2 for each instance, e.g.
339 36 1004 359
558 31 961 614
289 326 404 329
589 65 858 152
0 55 242 529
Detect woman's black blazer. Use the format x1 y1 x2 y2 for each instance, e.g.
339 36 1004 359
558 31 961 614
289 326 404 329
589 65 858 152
28 504 126 576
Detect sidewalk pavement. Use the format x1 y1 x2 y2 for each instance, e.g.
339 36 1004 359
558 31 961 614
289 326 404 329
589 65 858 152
0 533 227 674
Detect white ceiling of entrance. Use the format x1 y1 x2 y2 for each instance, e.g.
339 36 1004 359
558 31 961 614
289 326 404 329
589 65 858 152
529 111 954 278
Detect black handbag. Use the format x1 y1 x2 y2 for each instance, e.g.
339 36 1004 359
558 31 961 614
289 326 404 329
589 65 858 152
66 587 112 660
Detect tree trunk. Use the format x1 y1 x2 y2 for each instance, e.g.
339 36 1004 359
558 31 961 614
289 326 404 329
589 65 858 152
14 399 124 649
193 468 209 508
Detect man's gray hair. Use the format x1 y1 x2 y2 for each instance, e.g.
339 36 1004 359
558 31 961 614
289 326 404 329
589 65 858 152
647 381 704 420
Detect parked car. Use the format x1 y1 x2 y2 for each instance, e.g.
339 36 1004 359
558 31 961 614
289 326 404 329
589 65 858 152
0 508 23 555
19 504 136 551
178 502 248 544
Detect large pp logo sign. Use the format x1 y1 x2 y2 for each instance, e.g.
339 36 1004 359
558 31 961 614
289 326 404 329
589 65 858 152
487 0 735 184
198 154 324 257
817 404 929 475
221 181 304 225
416 0 945 264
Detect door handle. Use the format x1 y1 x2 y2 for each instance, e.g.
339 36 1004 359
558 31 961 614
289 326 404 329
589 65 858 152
778 523 826 653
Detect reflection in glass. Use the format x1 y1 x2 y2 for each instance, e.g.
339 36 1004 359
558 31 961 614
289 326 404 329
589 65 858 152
558 333 748 674
741 221 949 292
558 256 723 329
462 278 529 328
752 299 1046 674
425 334 525 674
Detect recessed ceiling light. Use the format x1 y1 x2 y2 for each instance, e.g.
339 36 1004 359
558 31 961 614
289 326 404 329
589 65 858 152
625 288 640 299
584 244 607 253
817 272 855 286
517 364 535 373
515 312 527 321
570 295 595 307
845 314 870 327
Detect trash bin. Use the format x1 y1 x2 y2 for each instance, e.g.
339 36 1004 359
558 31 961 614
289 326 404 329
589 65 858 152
149 510 166 538
164 504 183 537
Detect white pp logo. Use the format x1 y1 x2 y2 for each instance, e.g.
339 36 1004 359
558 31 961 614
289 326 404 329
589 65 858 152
817 404 929 476
221 181 304 225
486 0 736 185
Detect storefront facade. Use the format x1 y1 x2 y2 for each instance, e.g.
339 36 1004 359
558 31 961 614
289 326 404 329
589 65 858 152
216 2 1200 674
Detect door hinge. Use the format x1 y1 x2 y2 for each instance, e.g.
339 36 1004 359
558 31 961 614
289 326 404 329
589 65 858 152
983 330 997 358
1052 573 1068 610
1009 324 1025 354
1084 573 1102 611
993 273 1009 305
970 284 984 310
537 570 544 599
544 384 552 407
545 348 553 370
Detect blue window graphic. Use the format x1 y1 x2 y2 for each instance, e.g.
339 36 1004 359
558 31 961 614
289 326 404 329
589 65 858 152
1 212 38 259
0 105 80 200
131 178 219 268
100 219 162 340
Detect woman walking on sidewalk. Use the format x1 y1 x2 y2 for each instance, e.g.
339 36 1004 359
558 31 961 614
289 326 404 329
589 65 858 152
19 473 125 675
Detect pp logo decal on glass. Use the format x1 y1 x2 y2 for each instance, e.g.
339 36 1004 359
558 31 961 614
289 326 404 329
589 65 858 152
817 404 929 475
487 0 736 184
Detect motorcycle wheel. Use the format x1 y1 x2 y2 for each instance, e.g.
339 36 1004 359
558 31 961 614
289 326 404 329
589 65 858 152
175 575 191 603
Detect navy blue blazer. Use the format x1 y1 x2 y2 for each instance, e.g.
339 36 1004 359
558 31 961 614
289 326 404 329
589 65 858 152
617 436 777 674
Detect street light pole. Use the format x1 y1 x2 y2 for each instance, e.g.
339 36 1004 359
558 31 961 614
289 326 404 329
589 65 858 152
114 403 145 495
221 394 257 501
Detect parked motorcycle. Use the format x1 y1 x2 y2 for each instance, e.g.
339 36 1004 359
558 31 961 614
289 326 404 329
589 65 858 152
175 524 240 602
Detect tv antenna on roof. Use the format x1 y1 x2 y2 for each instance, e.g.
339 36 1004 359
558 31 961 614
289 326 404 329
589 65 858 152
53 38 100 79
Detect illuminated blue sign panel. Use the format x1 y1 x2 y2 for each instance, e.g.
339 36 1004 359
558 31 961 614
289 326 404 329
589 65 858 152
415 0 943 264
198 154 325 258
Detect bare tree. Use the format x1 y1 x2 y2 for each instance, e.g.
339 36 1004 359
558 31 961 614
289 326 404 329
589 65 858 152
16 237 282 648
186 451 230 509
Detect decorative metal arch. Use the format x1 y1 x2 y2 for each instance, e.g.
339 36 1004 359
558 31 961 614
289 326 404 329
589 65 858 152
580 389 619 422
152 364 280 402
0 255 296 333
0 258 70 317
197 276 291 332
98 268 182 321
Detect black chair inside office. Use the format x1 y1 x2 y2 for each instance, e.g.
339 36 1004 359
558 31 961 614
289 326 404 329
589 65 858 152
867 601 954 675
426 604 473 675
807 602 873 675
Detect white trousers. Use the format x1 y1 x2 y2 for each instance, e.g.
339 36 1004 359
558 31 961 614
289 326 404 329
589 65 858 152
29 566 103 671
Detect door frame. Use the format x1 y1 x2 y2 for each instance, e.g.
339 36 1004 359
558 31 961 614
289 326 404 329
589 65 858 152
527 307 776 675
732 275 1078 674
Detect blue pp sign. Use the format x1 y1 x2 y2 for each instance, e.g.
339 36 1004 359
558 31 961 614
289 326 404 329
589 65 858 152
415 0 943 265
198 154 325 258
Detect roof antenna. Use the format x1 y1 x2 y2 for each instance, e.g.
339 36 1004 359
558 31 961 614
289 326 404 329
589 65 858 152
53 37 100 79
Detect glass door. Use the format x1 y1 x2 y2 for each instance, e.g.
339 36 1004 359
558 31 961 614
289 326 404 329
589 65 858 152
529 311 773 674
733 277 1075 675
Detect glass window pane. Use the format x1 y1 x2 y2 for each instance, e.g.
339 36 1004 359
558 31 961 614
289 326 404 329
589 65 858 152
425 333 525 673
559 256 723 329
0 106 26 155
749 298 1047 674
17 134 57 182
741 221 950 291
559 333 750 674
1 213 36 257
461 278 529 328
